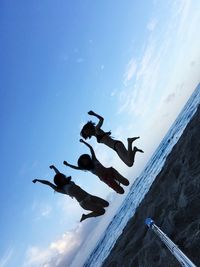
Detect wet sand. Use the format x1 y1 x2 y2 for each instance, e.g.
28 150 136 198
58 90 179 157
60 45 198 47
102 105 200 267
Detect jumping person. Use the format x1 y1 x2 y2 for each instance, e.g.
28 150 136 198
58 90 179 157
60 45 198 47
63 139 129 194
32 165 109 222
80 110 144 167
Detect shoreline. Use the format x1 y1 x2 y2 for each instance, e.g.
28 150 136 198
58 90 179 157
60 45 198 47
102 105 200 267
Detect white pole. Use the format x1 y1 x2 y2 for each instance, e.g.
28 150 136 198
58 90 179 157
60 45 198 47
145 218 197 267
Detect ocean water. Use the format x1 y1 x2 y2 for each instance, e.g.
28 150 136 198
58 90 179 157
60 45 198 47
83 84 200 267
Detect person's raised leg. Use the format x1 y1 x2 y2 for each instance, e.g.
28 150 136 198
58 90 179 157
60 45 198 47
114 141 133 166
131 146 144 163
126 137 140 166
127 137 140 143
133 146 144 153
115 139 140 167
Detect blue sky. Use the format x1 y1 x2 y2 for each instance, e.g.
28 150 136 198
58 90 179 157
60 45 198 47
0 1 200 266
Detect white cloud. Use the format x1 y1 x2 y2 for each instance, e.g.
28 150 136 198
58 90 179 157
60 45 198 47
123 58 137 85
23 246 51 267
136 39 155 81
119 37 165 117
70 1 200 265
32 201 52 221
110 90 117 97
23 2 200 267
71 2 200 266
164 93 176 103
119 0 200 123
24 173 128 267
147 18 158 31
172 0 192 37
22 220 103 267
0 247 14 267
41 206 52 217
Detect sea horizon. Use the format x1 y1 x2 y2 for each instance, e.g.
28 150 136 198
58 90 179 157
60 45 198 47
83 83 200 267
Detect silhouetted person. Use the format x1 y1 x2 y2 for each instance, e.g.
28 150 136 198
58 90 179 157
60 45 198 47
80 110 143 167
63 139 129 194
32 165 109 222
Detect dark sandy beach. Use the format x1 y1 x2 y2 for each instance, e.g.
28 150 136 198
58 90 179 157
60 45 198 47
102 105 200 267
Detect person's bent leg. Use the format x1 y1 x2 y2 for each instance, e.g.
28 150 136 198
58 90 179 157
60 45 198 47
111 168 129 186
127 138 137 167
133 146 144 153
101 173 125 194
106 178 125 194
127 137 140 143
114 141 133 167
131 146 144 163
80 208 105 222
90 196 109 207
115 184 125 194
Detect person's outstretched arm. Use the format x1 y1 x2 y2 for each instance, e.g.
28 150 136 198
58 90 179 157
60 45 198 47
49 165 60 174
80 139 96 159
32 179 64 193
32 179 57 190
63 160 82 170
88 110 104 129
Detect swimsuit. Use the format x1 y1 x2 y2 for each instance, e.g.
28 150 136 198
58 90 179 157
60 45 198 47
96 131 121 151
96 132 108 143
91 159 121 192
63 182 75 198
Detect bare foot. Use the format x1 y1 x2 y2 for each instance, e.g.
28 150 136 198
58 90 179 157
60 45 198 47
133 146 144 153
80 214 87 222
127 137 140 143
